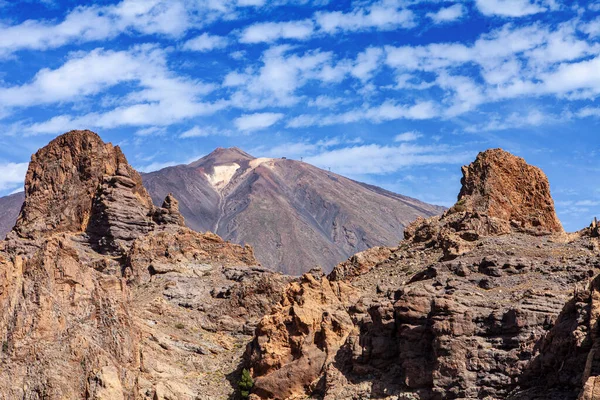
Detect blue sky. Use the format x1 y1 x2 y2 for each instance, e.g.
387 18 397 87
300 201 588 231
0 0 599 231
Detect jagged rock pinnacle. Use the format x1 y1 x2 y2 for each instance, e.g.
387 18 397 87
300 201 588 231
10 130 185 255
404 148 564 260
455 148 563 233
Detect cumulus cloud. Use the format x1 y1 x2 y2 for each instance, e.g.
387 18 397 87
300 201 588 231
182 33 229 51
474 0 556 17
0 162 28 192
0 0 190 57
240 20 314 43
427 4 465 24
5 46 222 134
234 112 284 131
315 0 415 33
394 131 421 142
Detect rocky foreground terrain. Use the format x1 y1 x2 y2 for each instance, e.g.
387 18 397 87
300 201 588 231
245 148 600 400
0 130 599 400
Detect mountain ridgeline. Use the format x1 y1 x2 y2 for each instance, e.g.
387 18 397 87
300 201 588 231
142 147 444 275
1 130 600 400
0 148 443 275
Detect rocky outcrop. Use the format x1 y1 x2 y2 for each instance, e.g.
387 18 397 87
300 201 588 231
247 269 358 399
403 149 564 261
245 148 600 400
11 130 153 240
151 193 185 226
0 130 290 400
455 149 563 233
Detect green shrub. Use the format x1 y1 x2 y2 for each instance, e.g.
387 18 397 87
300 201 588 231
239 368 254 399
175 323 185 329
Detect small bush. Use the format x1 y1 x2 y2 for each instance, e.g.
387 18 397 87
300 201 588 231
175 323 185 329
239 368 254 399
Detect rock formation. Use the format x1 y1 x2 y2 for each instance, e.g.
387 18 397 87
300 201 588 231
0 130 290 399
2 134 599 400
455 148 563 233
245 149 600 400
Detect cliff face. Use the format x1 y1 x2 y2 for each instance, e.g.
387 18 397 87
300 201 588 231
0 130 290 399
456 148 563 233
246 149 600 400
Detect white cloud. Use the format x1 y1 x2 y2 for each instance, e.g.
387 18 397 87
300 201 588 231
0 162 28 192
351 47 384 81
303 143 472 175
179 125 232 138
316 0 415 33
5 45 222 134
0 0 191 57
475 0 552 17
577 107 600 118
427 4 465 24
394 131 421 142
464 109 562 132
227 45 333 109
582 17 600 38
286 100 438 128
180 126 210 138
135 126 167 136
307 95 346 108
182 33 228 51
240 20 314 43
234 112 284 131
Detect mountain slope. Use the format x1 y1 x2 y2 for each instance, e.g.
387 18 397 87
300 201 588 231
142 148 445 275
0 192 23 237
0 147 444 275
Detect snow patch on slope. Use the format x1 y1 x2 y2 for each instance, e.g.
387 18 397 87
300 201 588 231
250 158 274 169
205 163 240 191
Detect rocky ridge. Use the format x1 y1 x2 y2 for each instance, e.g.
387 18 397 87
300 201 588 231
245 149 600 400
2 134 600 400
0 130 290 399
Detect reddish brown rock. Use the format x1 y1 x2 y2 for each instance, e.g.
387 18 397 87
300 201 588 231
0 131 290 400
12 130 153 240
454 148 563 233
247 270 358 399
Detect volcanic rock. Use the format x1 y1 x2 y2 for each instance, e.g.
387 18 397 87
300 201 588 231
245 148 600 400
142 148 445 274
454 148 563 233
0 130 290 399
11 130 153 240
